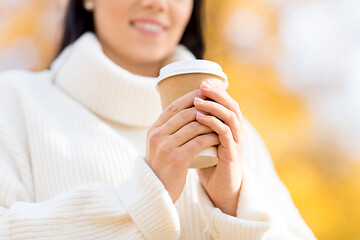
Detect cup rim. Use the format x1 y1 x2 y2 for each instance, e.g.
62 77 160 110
156 59 228 90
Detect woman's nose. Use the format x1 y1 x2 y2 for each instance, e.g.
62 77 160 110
140 0 167 12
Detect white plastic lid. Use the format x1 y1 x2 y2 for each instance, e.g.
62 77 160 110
157 59 228 89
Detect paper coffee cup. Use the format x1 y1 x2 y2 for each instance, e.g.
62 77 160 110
157 60 228 168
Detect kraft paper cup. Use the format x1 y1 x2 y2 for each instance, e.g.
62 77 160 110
157 60 228 168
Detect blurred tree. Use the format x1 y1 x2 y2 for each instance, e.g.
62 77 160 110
203 0 360 239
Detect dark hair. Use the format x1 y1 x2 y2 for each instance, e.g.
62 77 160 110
57 0 204 58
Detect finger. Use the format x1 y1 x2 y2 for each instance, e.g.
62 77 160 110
194 97 241 143
179 132 220 160
153 89 206 128
195 112 234 148
172 121 213 147
200 81 243 121
159 107 197 135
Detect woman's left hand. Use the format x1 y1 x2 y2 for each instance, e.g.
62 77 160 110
194 80 247 216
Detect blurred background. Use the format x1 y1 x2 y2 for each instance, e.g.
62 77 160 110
0 0 359 239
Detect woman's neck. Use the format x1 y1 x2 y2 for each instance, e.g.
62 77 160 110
102 44 162 78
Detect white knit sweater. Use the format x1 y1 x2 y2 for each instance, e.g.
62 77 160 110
0 33 316 239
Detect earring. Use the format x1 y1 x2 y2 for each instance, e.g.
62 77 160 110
84 1 94 11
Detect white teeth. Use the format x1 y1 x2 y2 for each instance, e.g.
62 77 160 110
133 22 164 32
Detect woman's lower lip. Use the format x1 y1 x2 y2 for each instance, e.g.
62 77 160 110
131 25 164 37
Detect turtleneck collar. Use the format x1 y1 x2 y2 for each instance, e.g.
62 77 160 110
50 32 195 128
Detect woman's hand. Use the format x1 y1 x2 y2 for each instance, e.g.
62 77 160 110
146 89 220 203
194 80 247 216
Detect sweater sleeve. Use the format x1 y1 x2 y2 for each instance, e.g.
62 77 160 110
196 167 272 240
196 120 317 240
0 72 180 239
0 150 180 240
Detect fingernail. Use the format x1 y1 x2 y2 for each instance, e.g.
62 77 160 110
194 97 204 104
197 90 205 98
197 112 206 118
201 81 210 89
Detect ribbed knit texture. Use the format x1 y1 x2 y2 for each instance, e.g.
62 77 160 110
0 32 317 239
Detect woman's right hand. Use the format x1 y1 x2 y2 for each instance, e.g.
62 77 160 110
145 89 220 203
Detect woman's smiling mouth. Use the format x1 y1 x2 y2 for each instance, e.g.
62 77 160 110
130 18 168 36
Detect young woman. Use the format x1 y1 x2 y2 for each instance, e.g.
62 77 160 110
0 0 316 239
